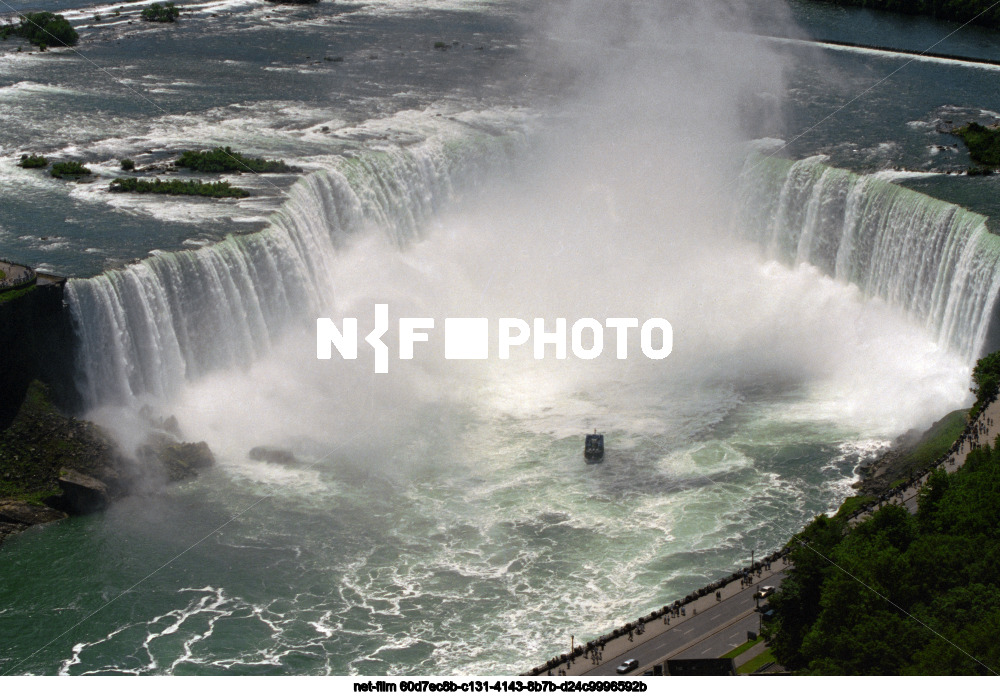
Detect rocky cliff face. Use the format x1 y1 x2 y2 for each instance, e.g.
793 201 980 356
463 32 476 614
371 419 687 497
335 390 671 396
0 282 77 428
0 381 215 545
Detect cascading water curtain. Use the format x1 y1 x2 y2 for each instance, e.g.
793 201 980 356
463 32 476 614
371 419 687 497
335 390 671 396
66 135 522 410
738 153 1000 361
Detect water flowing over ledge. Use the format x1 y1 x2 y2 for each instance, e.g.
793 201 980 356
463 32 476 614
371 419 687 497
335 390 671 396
738 154 1000 361
66 135 520 410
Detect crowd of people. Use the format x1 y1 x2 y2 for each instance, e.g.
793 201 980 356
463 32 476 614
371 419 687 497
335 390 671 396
0 260 36 292
527 549 787 675
842 405 998 525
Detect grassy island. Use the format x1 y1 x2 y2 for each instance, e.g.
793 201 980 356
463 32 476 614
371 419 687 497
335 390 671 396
953 123 1000 168
17 154 48 169
0 12 79 49
808 1 1000 29
110 177 250 198
50 161 91 179
176 146 301 174
141 2 180 23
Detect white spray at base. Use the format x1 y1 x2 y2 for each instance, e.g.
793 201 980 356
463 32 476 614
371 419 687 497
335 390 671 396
67 143 1000 415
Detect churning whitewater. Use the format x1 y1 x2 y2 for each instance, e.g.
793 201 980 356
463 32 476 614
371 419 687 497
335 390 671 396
5 0 999 677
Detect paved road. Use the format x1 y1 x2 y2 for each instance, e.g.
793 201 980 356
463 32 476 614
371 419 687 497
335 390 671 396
578 571 785 676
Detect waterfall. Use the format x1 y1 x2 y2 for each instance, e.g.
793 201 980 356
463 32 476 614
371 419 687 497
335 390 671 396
738 154 1000 360
66 135 519 409
67 141 1000 411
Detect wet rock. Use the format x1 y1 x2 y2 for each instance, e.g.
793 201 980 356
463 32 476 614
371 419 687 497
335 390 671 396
138 434 215 482
0 499 68 525
57 469 110 514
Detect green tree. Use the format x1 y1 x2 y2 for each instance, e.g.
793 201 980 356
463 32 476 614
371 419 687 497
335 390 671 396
2 12 79 48
141 3 181 23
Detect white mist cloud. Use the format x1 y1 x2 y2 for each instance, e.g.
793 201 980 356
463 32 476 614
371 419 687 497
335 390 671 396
93 0 970 472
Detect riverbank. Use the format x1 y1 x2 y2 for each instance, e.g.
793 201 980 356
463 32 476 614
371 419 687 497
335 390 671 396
763 390 1000 674
851 408 968 497
529 386 988 675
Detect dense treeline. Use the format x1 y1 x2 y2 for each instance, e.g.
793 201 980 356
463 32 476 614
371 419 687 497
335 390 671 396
810 1 1000 28
766 450 1000 673
970 350 1000 417
765 353 1000 674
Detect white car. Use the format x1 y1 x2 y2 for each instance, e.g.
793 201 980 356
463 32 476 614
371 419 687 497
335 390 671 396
616 658 639 674
754 586 775 600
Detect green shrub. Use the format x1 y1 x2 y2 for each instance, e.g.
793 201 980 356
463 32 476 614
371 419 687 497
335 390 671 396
120 158 135 171
109 177 250 198
141 3 180 23
175 146 300 174
18 154 49 169
0 12 79 48
50 161 92 179
953 122 1000 167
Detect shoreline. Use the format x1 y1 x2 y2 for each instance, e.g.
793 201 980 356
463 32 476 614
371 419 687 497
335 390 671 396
527 395 990 675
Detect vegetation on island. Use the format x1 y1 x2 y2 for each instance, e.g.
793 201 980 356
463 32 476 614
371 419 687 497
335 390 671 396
809 0 1000 29
0 12 78 49
764 350 1000 674
141 2 181 23
50 161 91 179
953 122 1000 169
109 177 250 198
175 146 300 174
0 12 79 50
17 154 48 169
120 158 135 171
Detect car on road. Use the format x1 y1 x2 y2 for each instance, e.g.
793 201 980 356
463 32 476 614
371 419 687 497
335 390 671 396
616 658 639 674
754 585 775 600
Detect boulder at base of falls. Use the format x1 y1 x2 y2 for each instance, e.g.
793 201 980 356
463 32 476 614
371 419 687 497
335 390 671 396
57 469 111 515
137 434 216 482
0 499 68 525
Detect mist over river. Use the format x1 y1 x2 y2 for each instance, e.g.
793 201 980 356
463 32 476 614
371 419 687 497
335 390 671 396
1 0 999 675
